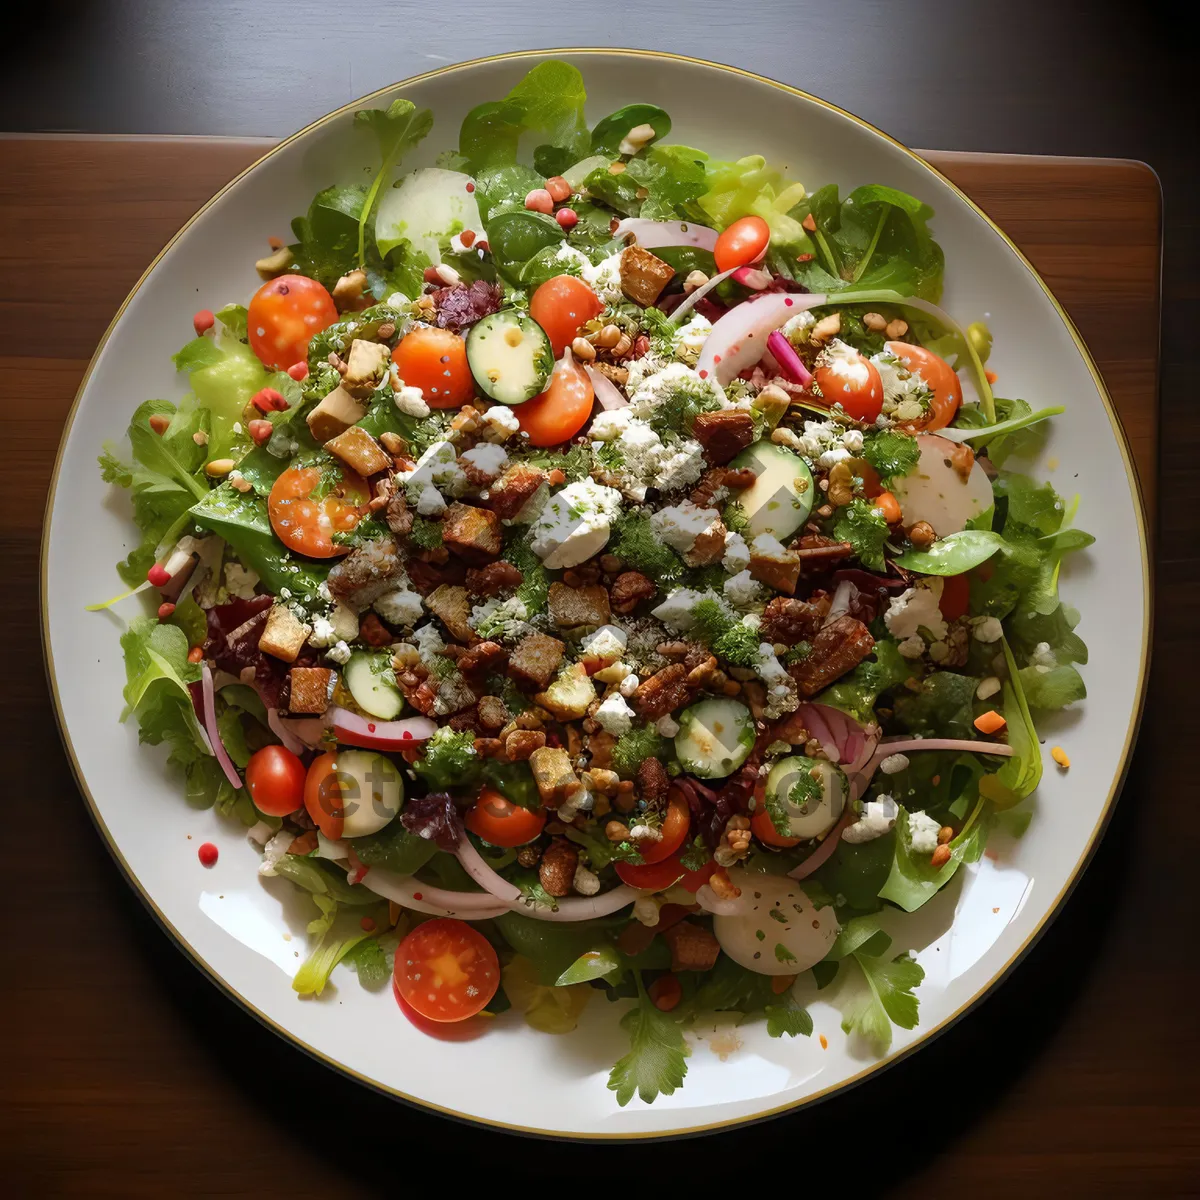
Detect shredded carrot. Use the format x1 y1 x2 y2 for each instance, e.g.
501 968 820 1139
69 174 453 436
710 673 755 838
1051 745 1070 769
819 1034 828 1050
875 489 902 524
547 468 566 485
974 710 1007 735
985 369 998 384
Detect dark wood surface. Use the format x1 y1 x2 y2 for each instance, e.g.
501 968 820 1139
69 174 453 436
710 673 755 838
2 129 1191 1197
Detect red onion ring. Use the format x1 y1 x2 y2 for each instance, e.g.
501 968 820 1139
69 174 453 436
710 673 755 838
766 329 814 387
200 663 244 790
696 291 829 385
669 266 739 324
360 866 511 919
454 837 523 904
585 365 629 410
788 807 855 880
612 217 718 251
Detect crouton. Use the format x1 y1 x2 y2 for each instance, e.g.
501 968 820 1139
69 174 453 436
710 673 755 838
620 245 676 307
507 631 566 692
325 425 392 477
306 384 367 444
749 547 802 595
548 582 611 629
504 728 546 761
425 584 476 644
288 666 334 714
456 640 508 677
534 662 598 721
257 604 311 663
482 464 547 522
661 920 721 972
340 339 390 399
692 409 756 465
476 695 510 730
528 746 580 807
327 536 403 610
442 502 503 564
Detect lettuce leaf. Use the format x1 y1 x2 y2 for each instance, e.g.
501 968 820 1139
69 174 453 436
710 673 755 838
292 930 369 997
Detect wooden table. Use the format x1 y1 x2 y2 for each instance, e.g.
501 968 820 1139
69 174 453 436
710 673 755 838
4 137 1190 1195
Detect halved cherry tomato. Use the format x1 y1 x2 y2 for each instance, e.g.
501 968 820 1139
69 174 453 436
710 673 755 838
886 340 962 431
639 787 691 864
245 745 306 817
391 327 474 408
515 352 594 447
751 806 802 849
267 465 366 558
616 849 716 893
814 349 885 422
393 979 492 1041
714 215 770 272
939 572 971 622
394 918 500 1022
849 457 883 499
303 751 343 840
530 275 604 356
247 274 338 370
464 788 547 848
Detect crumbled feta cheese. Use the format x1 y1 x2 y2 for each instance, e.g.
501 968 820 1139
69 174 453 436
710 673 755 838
411 622 445 669
656 714 681 738
373 586 423 628
656 438 707 493
391 376 430 417
841 428 865 453
412 484 445 516
898 634 925 659
842 796 899 844
317 581 332 603
1030 641 1056 670
722 531 750 573
590 252 625 306
326 640 352 665
573 864 601 896
976 675 1002 700
818 445 853 469
460 442 508 480
782 310 816 343
884 579 948 642
724 569 765 610
908 810 942 855
879 753 910 775
309 614 337 647
872 348 933 420
632 896 661 926
529 478 622 569
399 439 468 498
589 408 634 442
551 243 597 280
224 562 259 600
581 624 628 661
629 823 663 843
651 501 721 557
652 587 728 632
750 532 790 560
479 404 520 443
793 418 847 461
673 313 712 366
756 643 800 719
595 692 635 736
628 361 725 417
973 615 1004 643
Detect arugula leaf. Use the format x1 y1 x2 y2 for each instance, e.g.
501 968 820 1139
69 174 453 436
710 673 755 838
832 498 890 571
608 976 689 1107
862 429 920 482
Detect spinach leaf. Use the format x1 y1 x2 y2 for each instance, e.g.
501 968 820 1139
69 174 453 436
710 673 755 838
893 530 1006 575
590 104 672 156
878 800 990 912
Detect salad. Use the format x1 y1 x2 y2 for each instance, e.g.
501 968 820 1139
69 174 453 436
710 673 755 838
97 62 1090 1106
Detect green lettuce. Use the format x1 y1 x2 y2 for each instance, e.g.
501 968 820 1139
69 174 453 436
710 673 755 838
879 799 990 912
293 930 369 997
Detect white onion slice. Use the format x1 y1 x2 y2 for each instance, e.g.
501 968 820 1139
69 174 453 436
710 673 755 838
510 885 640 922
200 663 244 790
696 291 828 384
612 217 718 251
585 366 629 411
731 266 772 290
360 866 511 919
873 737 1014 759
455 838 523 904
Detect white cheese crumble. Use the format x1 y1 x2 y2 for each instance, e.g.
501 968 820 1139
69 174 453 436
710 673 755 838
655 714 680 738
842 796 899 844
651 587 730 633
581 624 628 661
479 404 520 443
673 313 712 366
595 692 635 736
724 569 766 610
590 252 625 306
373 586 423 628
651 501 721 557
884 579 948 642
413 484 446 517
529 478 623 570
722 531 750 573
460 442 508 480
399 439 468 498
224 562 259 600
391 375 430 418
972 615 1004 643
326 640 352 665
908 810 942 855
879 753 910 775
755 643 800 719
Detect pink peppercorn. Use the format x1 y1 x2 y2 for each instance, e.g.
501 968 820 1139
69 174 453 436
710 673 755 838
248 419 273 445
459 229 476 248
198 842 219 867
147 563 170 587
555 207 579 230
157 602 176 620
193 309 215 336
545 176 572 203
287 361 308 381
524 188 553 214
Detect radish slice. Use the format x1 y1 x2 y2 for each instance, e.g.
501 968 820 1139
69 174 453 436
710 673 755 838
890 433 994 535
788 808 855 880
328 707 437 750
510 885 640 922
696 292 828 385
267 709 306 755
585 366 629 411
200 664 243 790
694 883 755 916
360 866 511 919
613 217 718 251
731 266 772 290
668 266 739 324
766 329 813 387
455 838 523 904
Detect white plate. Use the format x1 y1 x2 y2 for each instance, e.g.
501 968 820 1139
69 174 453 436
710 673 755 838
42 49 1150 1138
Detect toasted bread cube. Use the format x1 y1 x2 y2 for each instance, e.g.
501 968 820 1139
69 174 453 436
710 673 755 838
325 425 392 477
442 502 503 564
425 583 476 643
507 631 565 691
548 583 611 629
528 746 579 807
288 666 334 714
534 661 597 721
258 604 311 663
306 384 367 444
620 245 676 307
341 339 390 398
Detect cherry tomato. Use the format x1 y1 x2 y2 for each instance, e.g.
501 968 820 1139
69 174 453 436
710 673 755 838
247 275 338 371
529 275 604 356
939 572 971 622
616 849 716 893
464 788 547 848
303 752 343 840
391 327 474 408
515 353 594 447
886 341 962 431
245 745 306 817
714 216 770 272
393 979 492 1041
394 918 500 1022
638 787 691 865
751 806 802 849
268 465 366 559
814 349 885 422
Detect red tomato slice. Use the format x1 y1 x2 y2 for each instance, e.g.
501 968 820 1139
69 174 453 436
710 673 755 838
617 850 716 893
393 980 493 1041
464 788 547 848
515 352 594 447
394 919 500 1022
530 275 604 356
638 787 691 864
714 216 770 272
939 572 971 622
245 745 306 817
814 349 885 422
248 275 338 370
886 341 962 431
268 465 366 559
751 806 802 849
391 327 474 408
303 752 343 840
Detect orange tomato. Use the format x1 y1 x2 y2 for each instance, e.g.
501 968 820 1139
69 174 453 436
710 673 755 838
267 465 366 559
939 572 971 622
887 341 962 431
394 919 500 1022
751 806 802 849
714 215 770 272
303 752 343 840
391 327 474 408
247 274 337 370
464 788 547 848
515 352 594 447
245 745 306 817
814 350 884 422
530 275 604 356
639 787 691 865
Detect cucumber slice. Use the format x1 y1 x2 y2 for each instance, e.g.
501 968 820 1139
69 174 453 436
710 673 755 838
674 699 755 780
764 755 846 839
336 749 404 838
343 651 404 720
466 309 554 405
727 439 815 541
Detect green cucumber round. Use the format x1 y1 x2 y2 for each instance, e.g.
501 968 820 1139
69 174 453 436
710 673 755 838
343 651 404 720
674 698 755 779
466 309 555 406
727 439 815 541
764 755 846 839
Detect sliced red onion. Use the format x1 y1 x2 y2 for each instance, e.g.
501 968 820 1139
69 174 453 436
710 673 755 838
694 883 754 916
360 866 511 919
696 291 828 385
731 266 772 290
585 366 628 411
510 885 639 923
200 663 244 790
873 737 1014 759
668 266 739 324
455 837 523 904
328 706 437 750
799 704 839 762
766 329 813 387
788 808 855 880
267 708 306 755
612 217 718 252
